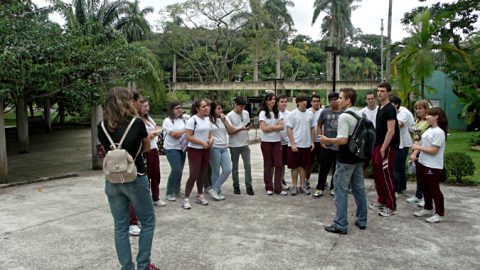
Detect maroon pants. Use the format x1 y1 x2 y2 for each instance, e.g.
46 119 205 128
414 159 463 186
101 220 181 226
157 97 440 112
185 147 210 198
129 203 138 225
416 162 444 216
372 145 397 210
261 141 283 193
145 149 161 202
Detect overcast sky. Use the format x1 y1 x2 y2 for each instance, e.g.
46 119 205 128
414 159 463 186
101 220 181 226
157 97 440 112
35 0 457 42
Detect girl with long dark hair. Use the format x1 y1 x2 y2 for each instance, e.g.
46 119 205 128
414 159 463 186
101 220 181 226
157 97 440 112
410 107 448 223
259 92 286 195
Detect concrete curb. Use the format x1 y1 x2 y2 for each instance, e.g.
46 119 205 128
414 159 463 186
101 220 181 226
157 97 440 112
0 173 79 189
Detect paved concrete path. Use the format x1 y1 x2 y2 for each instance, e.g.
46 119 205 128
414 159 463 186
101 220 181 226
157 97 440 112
1 128 480 269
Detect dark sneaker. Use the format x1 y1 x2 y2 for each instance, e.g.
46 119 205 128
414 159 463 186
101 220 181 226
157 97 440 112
354 221 366 230
291 186 298 196
146 263 160 270
234 186 241 195
324 225 347 235
246 187 255 196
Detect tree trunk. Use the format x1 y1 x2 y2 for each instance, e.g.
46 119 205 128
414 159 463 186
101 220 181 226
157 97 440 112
172 53 177 83
335 54 341 81
0 97 8 183
28 102 34 117
16 96 29 153
254 45 259 82
385 0 393 80
421 79 425 99
59 100 65 126
326 28 334 82
91 104 103 170
43 98 52 133
275 38 281 80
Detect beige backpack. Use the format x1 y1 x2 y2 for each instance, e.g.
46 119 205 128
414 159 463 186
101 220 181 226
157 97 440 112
101 118 142 183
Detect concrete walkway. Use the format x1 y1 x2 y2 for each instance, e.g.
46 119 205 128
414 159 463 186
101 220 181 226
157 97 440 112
1 128 479 269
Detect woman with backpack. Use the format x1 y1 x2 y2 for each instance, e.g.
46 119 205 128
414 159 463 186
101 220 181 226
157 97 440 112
207 101 235 200
410 107 448 223
139 98 166 207
98 87 159 270
162 101 188 202
181 99 214 209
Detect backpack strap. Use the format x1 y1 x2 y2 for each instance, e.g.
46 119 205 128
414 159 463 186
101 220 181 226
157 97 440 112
101 118 136 150
117 118 137 149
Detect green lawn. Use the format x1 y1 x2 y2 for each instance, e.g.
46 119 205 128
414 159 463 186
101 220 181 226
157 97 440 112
446 130 480 184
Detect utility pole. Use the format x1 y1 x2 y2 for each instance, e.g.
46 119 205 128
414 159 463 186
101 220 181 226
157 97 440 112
381 19 384 81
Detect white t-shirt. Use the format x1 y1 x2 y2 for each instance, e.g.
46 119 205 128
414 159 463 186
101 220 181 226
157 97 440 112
279 109 290 145
311 107 323 143
397 106 414 148
185 115 212 149
227 110 250 147
337 107 362 138
211 118 230 148
144 116 158 150
162 117 186 150
419 127 445 170
286 108 315 148
360 106 378 128
259 111 283 142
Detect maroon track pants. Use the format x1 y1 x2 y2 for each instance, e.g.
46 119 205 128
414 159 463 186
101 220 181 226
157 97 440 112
416 162 444 216
261 141 283 193
145 149 161 202
372 145 397 210
185 147 210 198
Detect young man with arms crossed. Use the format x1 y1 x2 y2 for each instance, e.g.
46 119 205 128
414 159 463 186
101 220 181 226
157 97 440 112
305 93 323 190
320 88 368 234
286 93 315 195
278 95 290 190
370 82 400 217
360 92 378 128
227 96 255 195
313 92 343 197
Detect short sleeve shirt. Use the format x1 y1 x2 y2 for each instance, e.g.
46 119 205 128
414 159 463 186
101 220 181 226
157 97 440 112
375 102 400 147
259 111 283 142
419 127 446 169
318 108 343 150
279 110 290 145
162 117 186 150
211 118 230 148
397 107 414 148
186 115 212 149
227 110 250 147
286 108 314 148
311 108 323 142
360 106 378 128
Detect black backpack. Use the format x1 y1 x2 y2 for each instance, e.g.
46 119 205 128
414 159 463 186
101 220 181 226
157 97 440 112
344 111 376 161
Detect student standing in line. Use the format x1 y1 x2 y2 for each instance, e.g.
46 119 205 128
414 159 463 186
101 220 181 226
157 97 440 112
410 107 448 223
208 101 235 201
181 99 214 209
406 100 430 207
320 88 368 234
360 92 378 127
98 87 159 270
370 82 400 217
163 101 187 202
139 98 167 207
259 92 287 196
286 93 315 195
305 93 323 190
278 95 290 190
227 96 255 195
313 93 343 197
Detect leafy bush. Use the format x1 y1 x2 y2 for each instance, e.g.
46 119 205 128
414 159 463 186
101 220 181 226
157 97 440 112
468 132 480 146
445 152 475 184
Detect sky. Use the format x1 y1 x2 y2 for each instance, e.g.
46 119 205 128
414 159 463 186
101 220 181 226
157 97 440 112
34 0 457 42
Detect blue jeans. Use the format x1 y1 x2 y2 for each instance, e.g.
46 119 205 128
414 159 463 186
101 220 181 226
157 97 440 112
105 175 156 270
394 147 409 192
210 147 232 193
165 149 186 196
332 162 367 232
229 146 252 188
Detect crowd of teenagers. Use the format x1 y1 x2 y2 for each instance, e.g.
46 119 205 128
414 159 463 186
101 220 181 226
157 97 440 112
98 81 448 268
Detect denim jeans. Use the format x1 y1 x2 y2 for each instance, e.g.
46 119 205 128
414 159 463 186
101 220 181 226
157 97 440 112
165 149 186 196
229 146 252 188
394 147 409 192
105 175 156 270
210 147 232 193
332 162 367 232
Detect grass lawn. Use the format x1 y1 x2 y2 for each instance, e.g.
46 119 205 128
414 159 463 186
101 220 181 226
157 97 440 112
446 130 480 184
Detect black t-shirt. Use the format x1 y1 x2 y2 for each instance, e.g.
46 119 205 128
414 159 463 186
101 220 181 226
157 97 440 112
98 117 148 174
375 102 400 147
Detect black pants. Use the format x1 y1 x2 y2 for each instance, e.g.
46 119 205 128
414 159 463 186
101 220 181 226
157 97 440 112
316 148 337 190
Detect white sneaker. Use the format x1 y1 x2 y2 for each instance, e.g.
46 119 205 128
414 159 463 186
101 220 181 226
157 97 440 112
195 194 208 205
208 189 221 201
425 214 443 223
418 198 425 208
266 190 273 195
282 184 290 190
166 194 176 201
153 199 167 207
414 209 433 217
181 198 191 209
278 191 288 196
330 190 335 196
218 193 226 200
406 196 420 203
129 225 141 236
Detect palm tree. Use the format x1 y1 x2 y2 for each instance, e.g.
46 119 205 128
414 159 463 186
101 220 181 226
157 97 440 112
312 0 360 81
116 0 154 42
264 0 295 79
390 10 469 98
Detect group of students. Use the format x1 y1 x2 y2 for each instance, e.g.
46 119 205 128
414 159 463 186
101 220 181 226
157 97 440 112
97 82 449 268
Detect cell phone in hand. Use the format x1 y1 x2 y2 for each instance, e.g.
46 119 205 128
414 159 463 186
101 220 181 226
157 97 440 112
245 121 251 127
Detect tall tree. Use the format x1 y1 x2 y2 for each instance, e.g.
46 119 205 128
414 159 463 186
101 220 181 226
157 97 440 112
115 0 154 43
